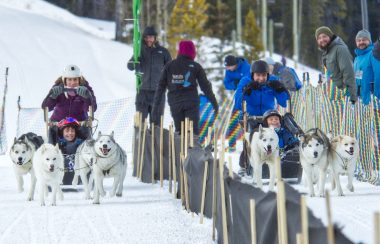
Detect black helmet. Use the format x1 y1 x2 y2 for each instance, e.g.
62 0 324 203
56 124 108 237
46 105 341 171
143 26 157 37
263 109 282 122
251 60 269 74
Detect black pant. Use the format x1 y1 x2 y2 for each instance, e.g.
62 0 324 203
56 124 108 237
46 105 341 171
170 102 199 135
136 90 165 124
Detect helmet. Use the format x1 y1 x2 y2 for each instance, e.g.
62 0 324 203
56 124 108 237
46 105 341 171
263 109 282 122
62 65 81 79
57 117 80 130
251 60 269 74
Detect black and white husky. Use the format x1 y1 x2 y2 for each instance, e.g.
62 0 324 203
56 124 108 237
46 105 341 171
9 132 44 201
92 131 127 204
299 128 330 197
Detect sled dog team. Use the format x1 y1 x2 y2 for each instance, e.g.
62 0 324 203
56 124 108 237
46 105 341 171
10 132 127 206
245 126 359 197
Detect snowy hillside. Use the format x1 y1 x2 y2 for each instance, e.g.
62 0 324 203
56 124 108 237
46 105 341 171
0 0 134 147
0 1 379 244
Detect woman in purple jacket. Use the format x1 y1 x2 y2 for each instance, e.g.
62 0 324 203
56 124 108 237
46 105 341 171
42 64 97 144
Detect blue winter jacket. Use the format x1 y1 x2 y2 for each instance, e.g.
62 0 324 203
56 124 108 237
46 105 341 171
354 45 373 105
371 41 380 100
234 75 290 116
223 58 251 90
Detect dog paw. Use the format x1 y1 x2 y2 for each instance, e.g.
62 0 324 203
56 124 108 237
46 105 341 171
93 201 100 204
18 188 24 193
318 193 325 198
338 192 344 196
40 203 45 206
309 193 315 197
100 191 106 197
26 196 33 201
51 203 56 206
116 193 122 197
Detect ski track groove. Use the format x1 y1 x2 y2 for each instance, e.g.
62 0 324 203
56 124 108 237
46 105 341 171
55 206 78 244
0 209 26 243
79 207 102 242
100 207 123 243
27 210 37 244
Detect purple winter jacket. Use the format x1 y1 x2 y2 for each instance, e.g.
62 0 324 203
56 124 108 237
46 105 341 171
41 77 97 122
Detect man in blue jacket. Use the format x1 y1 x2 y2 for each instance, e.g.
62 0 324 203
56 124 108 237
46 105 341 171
223 55 250 90
234 60 290 116
371 33 380 100
354 29 373 105
236 60 290 176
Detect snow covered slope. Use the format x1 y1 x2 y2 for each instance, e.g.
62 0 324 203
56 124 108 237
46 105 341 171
0 0 135 147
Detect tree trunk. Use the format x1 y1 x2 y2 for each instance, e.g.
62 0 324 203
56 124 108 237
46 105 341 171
115 0 126 41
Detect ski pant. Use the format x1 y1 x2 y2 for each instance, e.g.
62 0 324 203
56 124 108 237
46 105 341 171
136 89 165 124
170 101 199 135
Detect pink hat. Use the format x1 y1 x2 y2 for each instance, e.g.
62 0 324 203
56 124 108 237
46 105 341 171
178 40 196 60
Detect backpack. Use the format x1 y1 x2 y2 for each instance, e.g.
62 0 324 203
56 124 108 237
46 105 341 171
273 63 303 91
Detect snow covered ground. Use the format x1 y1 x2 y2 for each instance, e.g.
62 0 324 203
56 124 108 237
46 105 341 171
0 155 213 244
0 0 379 243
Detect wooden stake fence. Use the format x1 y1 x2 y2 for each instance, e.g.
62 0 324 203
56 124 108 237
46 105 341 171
171 124 177 198
138 120 148 180
325 191 335 244
160 116 164 187
200 160 209 224
250 199 257 244
151 123 155 184
301 195 309 244
375 212 380 244
212 128 218 241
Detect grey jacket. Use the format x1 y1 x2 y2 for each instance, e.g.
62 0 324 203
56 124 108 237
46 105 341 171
321 36 357 102
128 42 172 91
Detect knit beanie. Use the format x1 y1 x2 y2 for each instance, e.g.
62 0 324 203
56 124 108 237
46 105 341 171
178 40 196 60
356 29 372 43
224 55 237 66
142 26 157 37
315 26 334 39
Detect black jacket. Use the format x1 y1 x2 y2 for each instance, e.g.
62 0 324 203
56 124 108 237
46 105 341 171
127 42 172 91
153 55 218 111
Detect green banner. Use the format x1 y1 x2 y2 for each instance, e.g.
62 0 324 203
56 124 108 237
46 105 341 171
133 0 142 92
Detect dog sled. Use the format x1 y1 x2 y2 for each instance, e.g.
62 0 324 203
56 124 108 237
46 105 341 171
241 113 303 183
43 89 96 186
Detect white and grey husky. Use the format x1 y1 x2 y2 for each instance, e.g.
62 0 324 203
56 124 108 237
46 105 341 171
9 132 44 201
33 143 64 206
328 135 359 196
73 139 96 199
92 131 127 204
299 128 330 197
248 125 280 191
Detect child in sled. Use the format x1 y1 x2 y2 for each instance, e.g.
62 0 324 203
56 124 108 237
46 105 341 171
57 117 84 185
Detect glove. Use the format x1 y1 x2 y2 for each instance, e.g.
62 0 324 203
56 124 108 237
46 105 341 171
243 81 260 95
268 80 286 93
49 86 63 99
77 86 89 99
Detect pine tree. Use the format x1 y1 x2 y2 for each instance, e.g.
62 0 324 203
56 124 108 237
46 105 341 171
167 0 209 57
242 9 263 63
